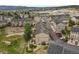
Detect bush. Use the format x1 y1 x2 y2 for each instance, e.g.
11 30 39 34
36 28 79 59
26 49 33 53
63 36 68 42
69 19 75 27
29 44 37 49
41 42 46 45
61 30 66 35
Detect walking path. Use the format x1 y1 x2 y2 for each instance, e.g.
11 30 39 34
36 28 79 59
6 32 24 37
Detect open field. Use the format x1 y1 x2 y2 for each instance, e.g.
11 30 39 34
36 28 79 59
0 28 25 53
0 27 48 54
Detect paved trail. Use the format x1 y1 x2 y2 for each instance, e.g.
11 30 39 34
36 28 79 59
6 32 24 37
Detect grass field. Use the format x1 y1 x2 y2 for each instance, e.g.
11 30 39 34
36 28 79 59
0 28 48 54
0 28 26 54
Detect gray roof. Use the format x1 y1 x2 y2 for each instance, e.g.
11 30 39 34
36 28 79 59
35 20 46 34
51 14 70 24
48 40 79 54
74 16 79 19
37 13 49 17
71 27 79 32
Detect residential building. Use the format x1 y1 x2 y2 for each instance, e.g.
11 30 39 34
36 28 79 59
35 33 50 45
68 26 79 46
48 40 79 54
51 14 70 24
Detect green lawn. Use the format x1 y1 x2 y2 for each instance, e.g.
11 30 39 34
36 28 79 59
0 28 48 54
0 28 26 54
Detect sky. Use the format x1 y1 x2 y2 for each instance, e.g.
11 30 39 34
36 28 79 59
0 0 79 7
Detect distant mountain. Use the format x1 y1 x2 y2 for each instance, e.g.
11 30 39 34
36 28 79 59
0 6 27 10
0 5 79 10
0 6 44 10
50 5 79 9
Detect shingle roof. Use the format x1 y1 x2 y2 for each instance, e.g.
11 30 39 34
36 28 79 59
48 40 79 54
74 16 79 19
35 20 46 34
37 13 49 17
71 26 79 32
51 14 70 24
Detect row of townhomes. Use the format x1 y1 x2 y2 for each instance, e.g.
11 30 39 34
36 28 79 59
32 10 79 53
1 9 79 53
0 14 26 27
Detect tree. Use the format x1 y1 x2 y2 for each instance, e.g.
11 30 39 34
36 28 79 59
29 44 37 49
61 30 66 35
76 22 79 25
29 44 37 53
63 36 68 42
68 19 75 27
23 23 32 53
27 11 31 18
24 23 32 42
65 26 70 35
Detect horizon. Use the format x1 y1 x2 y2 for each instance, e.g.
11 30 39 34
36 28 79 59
0 5 79 7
